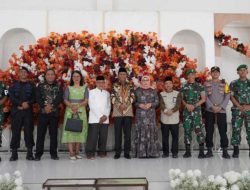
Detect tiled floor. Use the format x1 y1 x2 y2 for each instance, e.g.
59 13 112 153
0 151 249 190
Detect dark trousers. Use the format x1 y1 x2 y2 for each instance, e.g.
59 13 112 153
10 110 34 149
161 123 179 154
205 111 229 148
35 113 59 157
85 123 109 157
114 117 132 155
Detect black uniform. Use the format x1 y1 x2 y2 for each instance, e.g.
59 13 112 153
9 81 35 150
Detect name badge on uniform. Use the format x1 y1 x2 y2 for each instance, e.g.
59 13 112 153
173 97 176 103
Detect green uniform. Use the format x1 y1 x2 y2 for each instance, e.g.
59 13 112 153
0 82 7 147
181 82 205 144
230 79 250 145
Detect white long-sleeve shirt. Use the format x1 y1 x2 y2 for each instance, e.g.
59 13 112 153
88 88 111 124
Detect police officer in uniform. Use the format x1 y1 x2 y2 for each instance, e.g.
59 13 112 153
181 69 206 158
204 66 230 159
9 67 35 161
230 64 250 158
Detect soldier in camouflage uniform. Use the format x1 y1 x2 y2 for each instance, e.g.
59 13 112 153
230 64 250 158
0 81 8 162
181 69 206 158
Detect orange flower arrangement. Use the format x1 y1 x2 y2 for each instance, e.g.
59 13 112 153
215 31 250 58
0 30 209 127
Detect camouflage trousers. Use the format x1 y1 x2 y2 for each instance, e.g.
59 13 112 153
183 107 205 145
231 108 250 146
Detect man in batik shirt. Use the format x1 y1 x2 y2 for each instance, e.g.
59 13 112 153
35 69 63 161
111 68 135 159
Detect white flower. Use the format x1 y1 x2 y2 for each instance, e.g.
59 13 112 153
74 40 80 49
186 170 194 178
180 78 186 85
15 178 23 186
231 184 239 190
14 171 21 178
224 171 239 184
175 169 181 176
144 56 151 64
208 175 215 183
242 170 249 177
81 70 88 77
86 50 92 58
49 52 55 58
148 63 155 71
192 180 198 187
9 69 16 75
170 180 176 188
102 43 112 56
83 61 92 67
179 61 186 68
38 75 44 82
62 69 71 81
124 58 129 65
169 169 176 179
74 60 84 74
100 65 106 72
132 77 140 88
44 58 50 67
215 175 224 186
179 172 185 179
113 63 120 76
193 169 201 177
4 173 11 181
109 69 114 76
143 46 150 54
174 178 181 186
221 179 227 187
150 55 156 64
242 170 250 180
176 68 182 77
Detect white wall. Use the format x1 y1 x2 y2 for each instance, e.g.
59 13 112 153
104 11 159 33
0 0 250 13
113 0 250 13
0 11 46 69
0 11 47 39
0 29 36 70
171 30 206 70
48 11 103 34
216 23 250 82
160 12 215 69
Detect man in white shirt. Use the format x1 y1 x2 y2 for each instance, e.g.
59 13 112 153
160 76 181 158
85 76 111 159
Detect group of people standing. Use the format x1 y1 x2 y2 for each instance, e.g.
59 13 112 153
0 64 249 162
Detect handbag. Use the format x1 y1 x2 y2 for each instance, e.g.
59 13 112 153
65 112 83 132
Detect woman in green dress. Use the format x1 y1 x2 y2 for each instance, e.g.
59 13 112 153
62 71 88 160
